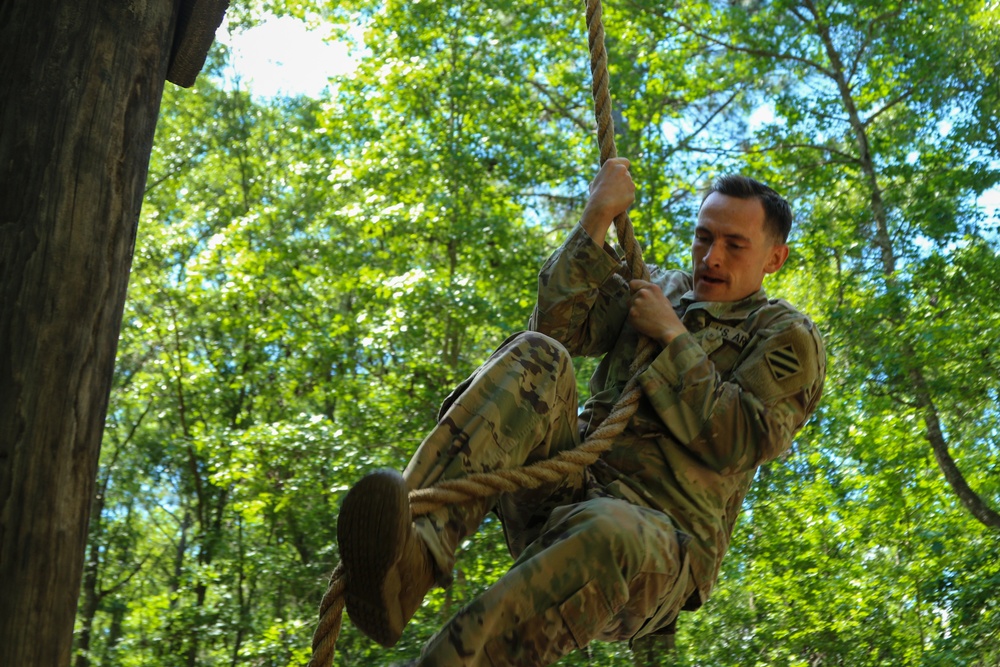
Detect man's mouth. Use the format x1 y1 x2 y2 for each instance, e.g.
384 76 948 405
699 273 726 285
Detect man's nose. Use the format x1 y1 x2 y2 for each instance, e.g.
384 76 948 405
704 243 722 267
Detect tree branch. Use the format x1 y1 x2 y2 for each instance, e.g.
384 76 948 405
847 8 905 85
668 89 741 155
635 1 835 78
863 84 921 128
525 79 591 134
98 553 152 600
686 141 860 166
910 368 1000 530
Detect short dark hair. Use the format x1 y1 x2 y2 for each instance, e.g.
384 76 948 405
703 175 793 243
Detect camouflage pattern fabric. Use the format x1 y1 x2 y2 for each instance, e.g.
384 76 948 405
399 224 826 665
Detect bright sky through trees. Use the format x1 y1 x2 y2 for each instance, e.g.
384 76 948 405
217 15 999 219
217 15 357 97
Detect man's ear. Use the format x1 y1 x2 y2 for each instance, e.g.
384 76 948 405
765 243 790 274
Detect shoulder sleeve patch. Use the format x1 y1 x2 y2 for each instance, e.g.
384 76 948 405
733 318 824 407
765 344 802 381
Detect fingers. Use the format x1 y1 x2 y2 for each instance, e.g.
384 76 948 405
593 161 635 207
602 158 632 186
582 158 635 243
628 280 665 319
590 158 633 190
627 279 684 345
629 279 658 294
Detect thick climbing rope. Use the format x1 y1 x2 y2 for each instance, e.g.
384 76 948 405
307 2 655 665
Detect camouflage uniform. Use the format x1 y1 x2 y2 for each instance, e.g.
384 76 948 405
402 224 826 665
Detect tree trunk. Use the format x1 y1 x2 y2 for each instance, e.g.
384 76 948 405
910 369 1000 530
0 1 179 665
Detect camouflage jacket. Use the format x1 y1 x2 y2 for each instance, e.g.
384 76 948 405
528 224 826 606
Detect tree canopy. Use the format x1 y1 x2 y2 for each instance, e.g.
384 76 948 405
75 1 1000 665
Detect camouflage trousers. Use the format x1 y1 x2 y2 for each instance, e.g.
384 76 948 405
402 331 694 666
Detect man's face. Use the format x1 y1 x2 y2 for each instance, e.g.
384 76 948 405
691 192 789 302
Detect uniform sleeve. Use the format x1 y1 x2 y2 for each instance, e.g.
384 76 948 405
637 314 826 474
528 224 631 357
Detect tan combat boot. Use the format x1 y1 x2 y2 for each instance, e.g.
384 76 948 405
337 468 436 647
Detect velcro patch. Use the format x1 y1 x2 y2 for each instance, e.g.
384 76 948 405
766 345 801 381
708 322 750 347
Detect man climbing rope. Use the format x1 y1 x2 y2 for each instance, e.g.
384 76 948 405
335 157 826 665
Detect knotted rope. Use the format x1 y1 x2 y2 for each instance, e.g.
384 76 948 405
307 2 655 664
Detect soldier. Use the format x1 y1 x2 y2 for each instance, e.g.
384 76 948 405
336 157 826 665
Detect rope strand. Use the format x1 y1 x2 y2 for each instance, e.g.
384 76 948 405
585 0 649 283
307 3 652 664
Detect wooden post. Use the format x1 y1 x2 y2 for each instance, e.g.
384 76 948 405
0 1 179 663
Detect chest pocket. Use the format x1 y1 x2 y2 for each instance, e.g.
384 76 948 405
694 327 724 355
692 324 748 377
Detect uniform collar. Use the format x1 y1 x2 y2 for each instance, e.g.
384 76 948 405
679 287 769 322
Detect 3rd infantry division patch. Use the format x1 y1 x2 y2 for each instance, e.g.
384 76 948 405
766 345 801 380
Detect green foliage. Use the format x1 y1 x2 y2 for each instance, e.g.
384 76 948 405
76 1 1000 666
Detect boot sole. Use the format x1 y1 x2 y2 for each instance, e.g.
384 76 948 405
337 469 410 647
